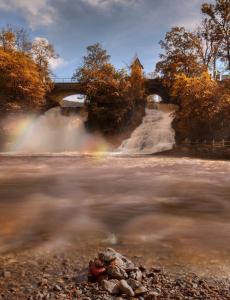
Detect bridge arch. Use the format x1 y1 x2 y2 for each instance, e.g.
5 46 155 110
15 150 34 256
145 78 172 103
47 78 173 106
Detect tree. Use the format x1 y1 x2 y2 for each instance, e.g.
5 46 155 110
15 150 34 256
202 0 230 70
155 27 206 88
0 28 15 52
0 48 46 111
195 18 221 78
0 25 31 53
73 43 111 84
73 43 142 135
172 72 230 141
31 37 57 91
0 25 59 112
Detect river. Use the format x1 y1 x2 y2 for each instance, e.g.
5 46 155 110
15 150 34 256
0 154 229 277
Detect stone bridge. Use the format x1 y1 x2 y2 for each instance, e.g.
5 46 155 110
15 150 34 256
47 78 173 106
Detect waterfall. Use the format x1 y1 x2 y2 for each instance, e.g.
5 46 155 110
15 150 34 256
119 104 175 154
8 107 93 153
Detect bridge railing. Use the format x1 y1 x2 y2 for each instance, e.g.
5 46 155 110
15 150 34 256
51 78 78 83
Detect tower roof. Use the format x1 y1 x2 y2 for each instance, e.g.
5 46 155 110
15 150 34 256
131 57 144 69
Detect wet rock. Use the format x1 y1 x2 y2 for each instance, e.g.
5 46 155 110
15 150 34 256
119 279 135 296
102 279 120 294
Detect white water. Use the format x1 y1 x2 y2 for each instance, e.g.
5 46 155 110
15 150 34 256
10 107 92 153
119 104 175 154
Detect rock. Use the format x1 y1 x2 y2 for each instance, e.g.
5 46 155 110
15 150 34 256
117 254 135 271
3 271 11 278
89 260 106 278
107 265 128 280
102 279 120 294
127 278 141 290
135 286 148 295
99 248 135 271
130 270 142 281
53 284 62 291
111 257 125 269
38 278 48 286
119 279 135 297
98 274 109 282
99 248 118 263
145 291 160 299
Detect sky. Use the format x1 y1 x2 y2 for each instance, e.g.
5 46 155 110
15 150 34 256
0 0 212 78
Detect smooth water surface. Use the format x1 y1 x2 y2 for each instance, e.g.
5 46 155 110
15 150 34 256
0 155 229 276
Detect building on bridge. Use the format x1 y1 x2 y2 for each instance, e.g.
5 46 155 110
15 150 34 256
130 56 144 78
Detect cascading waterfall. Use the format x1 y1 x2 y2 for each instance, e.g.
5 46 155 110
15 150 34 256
7 107 96 153
119 103 175 154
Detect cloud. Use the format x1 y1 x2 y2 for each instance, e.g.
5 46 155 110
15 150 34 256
81 0 142 9
0 0 211 75
0 0 55 28
49 57 66 71
32 37 65 71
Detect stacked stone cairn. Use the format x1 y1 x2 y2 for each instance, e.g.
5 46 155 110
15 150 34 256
88 248 148 297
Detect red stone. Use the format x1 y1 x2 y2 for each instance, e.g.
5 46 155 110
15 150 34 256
89 262 106 277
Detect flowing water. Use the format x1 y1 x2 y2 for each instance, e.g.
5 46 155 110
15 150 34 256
3 107 104 153
0 105 230 277
0 155 229 276
119 104 175 154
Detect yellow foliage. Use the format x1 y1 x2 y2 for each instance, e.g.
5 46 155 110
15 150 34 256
0 48 46 111
172 72 230 141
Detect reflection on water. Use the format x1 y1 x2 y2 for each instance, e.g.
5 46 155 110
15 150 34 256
0 155 230 275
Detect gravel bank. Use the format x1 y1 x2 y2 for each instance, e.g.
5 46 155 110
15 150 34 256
1 248 230 300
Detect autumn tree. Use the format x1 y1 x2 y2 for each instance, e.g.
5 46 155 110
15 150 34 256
172 72 230 141
31 37 57 91
73 43 143 135
0 25 31 53
0 28 15 52
155 27 206 89
0 26 55 112
202 0 230 70
0 48 46 111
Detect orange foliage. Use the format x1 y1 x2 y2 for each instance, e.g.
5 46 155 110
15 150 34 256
0 48 46 111
172 72 230 141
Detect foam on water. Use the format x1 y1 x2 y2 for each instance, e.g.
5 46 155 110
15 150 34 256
119 104 175 154
4 107 108 154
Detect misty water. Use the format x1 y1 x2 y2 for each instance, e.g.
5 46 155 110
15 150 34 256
0 105 230 277
119 104 175 154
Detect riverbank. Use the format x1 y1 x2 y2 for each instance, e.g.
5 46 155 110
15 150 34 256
155 145 230 161
0 156 229 299
1 247 230 300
